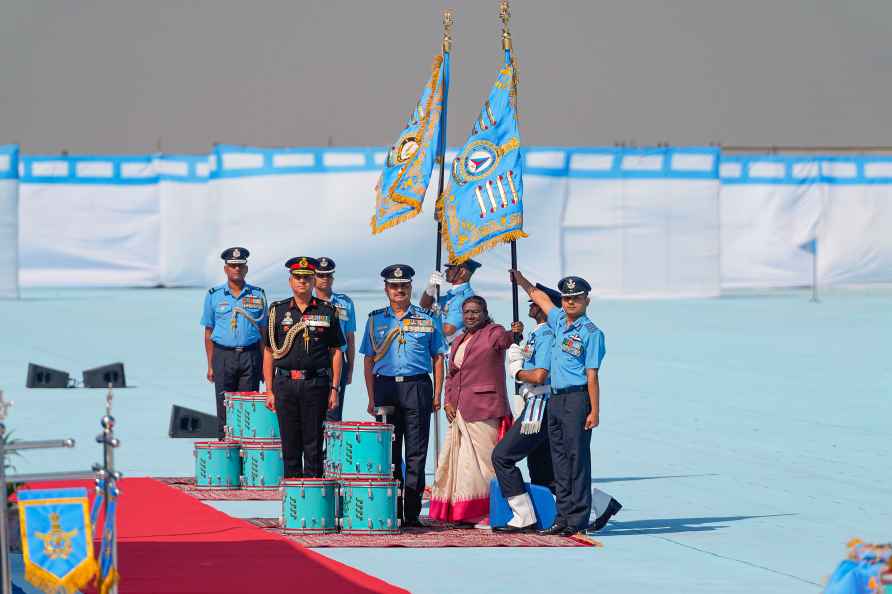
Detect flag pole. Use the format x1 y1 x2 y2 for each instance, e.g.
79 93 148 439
501 0 522 338
433 9 453 469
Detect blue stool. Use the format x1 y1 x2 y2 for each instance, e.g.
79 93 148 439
489 479 556 529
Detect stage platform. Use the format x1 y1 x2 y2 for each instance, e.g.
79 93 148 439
2 287 890 593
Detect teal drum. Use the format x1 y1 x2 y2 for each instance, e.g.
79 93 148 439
194 441 241 489
281 478 338 534
225 392 280 442
339 478 401 535
323 422 345 478
240 442 284 489
331 422 394 479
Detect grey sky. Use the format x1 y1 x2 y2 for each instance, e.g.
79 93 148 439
3 0 892 154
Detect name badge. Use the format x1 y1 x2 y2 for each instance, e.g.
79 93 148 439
405 325 434 333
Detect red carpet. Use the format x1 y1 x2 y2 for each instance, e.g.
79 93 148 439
21 478 409 594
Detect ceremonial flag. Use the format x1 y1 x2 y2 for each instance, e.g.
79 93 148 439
18 488 97 594
97 492 119 594
437 57 526 264
371 53 449 234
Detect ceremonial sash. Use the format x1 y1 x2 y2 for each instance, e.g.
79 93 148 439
369 317 403 363
18 487 97 594
268 304 309 359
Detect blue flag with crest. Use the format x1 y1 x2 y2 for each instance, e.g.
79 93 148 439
18 488 97 594
372 53 448 234
437 57 526 263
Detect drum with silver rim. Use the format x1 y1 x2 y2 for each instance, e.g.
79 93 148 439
225 391 280 442
194 441 241 489
240 441 284 489
281 478 338 534
325 421 394 479
339 478 401 535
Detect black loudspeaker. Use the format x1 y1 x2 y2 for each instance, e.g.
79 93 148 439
168 405 219 438
26 363 71 388
82 363 126 388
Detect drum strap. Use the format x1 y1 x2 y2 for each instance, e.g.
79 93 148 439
268 304 309 359
369 317 404 363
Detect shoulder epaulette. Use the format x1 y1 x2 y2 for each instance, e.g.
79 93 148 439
336 292 354 304
270 297 291 307
208 286 221 295
369 307 388 317
584 322 598 332
413 306 435 317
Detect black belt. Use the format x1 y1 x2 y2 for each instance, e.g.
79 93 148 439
375 373 429 383
275 367 331 380
551 384 587 395
213 342 259 353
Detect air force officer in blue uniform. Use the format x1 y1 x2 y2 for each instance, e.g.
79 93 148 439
201 247 267 438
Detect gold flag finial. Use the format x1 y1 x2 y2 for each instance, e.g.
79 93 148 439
500 0 512 51
443 9 454 53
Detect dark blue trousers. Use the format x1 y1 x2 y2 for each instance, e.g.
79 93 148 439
492 402 555 498
374 375 433 522
211 344 262 438
325 353 349 422
547 390 592 531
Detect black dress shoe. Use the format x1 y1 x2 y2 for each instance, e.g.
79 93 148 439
493 524 535 533
402 518 425 528
588 498 623 532
537 522 568 536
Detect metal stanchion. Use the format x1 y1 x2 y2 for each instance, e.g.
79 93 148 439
0 391 13 594
96 385 120 594
0 386 121 594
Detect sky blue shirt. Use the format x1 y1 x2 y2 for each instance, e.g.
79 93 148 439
326 292 356 353
522 322 556 386
359 304 448 376
201 283 267 347
546 307 606 390
437 282 475 332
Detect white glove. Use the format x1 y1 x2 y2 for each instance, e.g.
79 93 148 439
507 344 525 379
519 382 534 399
424 270 446 297
507 344 524 363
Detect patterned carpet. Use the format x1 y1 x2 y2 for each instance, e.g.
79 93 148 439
156 476 279 500
156 477 600 548
246 517 599 548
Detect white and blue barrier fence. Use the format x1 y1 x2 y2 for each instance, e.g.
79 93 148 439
2 144 890 298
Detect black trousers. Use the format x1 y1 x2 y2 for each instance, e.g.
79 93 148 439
273 373 329 478
547 390 593 531
212 344 262 438
492 401 555 498
325 353 349 422
374 375 433 522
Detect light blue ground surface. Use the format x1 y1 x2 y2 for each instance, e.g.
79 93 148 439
1 287 890 594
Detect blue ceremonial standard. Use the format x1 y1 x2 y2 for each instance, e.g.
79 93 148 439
437 56 526 264
371 52 448 234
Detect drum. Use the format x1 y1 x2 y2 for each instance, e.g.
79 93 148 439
281 478 338 534
194 441 241 489
339 478 401 534
225 392 280 442
328 422 394 479
240 442 284 489
323 421 344 478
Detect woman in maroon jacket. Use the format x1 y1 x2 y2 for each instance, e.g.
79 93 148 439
429 295 522 525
